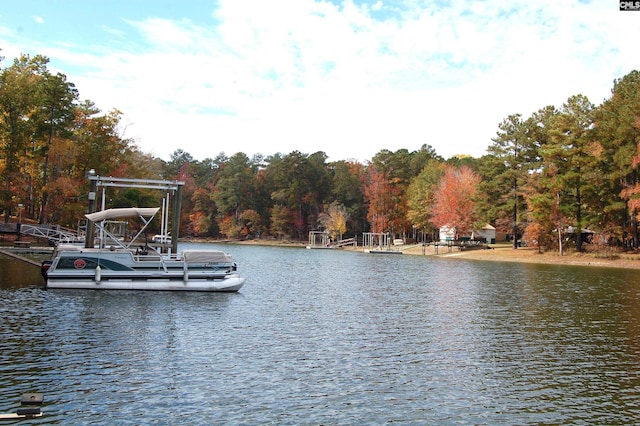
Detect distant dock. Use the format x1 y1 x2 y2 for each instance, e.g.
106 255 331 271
365 249 402 255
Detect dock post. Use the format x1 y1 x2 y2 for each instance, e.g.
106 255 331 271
171 184 182 254
85 170 98 248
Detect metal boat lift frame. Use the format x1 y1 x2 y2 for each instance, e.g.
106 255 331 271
362 232 392 251
85 171 184 253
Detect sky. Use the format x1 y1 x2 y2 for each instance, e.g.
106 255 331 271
0 1 637 163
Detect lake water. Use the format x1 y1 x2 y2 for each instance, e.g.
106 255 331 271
1 243 640 424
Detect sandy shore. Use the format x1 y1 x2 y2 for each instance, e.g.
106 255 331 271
403 245 640 270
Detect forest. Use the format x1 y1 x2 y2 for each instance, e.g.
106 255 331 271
2 53 640 255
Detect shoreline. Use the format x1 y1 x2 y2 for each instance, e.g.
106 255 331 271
210 238 640 270
5 238 638 271
411 245 640 270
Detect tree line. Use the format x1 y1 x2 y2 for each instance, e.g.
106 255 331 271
2 53 640 254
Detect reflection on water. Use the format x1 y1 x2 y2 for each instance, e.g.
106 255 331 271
1 245 640 424
0 256 44 288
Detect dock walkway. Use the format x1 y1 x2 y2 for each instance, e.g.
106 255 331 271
0 222 82 245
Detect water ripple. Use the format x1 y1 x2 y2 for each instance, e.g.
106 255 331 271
1 246 640 424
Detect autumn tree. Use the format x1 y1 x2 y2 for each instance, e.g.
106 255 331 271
0 54 43 221
406 159 446 241
33 68 78 223
363 164 393 234
430 165 481 238
318 203 349 241
370 149 412 237
329 160 365 236
43 137 80 225
73 103 136 176
182 152 228 237
189 186 215 236
218 214 241 239
524 167 566 252
239 209 263 238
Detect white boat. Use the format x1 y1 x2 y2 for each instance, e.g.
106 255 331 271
41 208 245 292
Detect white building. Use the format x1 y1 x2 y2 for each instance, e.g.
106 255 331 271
472 224 496 244
439 224 496 244
439 225 456 242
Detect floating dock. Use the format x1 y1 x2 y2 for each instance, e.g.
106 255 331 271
365 249 402 255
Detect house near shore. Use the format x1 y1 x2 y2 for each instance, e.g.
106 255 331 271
472 224 496 244
439 225 456 242
439 224 496 244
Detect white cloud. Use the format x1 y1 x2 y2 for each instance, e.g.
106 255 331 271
4 0 638 162
32 16 44 24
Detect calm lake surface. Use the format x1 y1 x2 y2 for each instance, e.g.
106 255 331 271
1 243 640 424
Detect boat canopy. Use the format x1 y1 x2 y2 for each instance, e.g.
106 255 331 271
85 207 160 222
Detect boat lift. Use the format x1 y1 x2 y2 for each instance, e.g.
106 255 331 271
362 232 391 250
307 230 331 249
85 171 184 253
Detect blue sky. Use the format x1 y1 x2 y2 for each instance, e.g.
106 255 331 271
0 0 637 162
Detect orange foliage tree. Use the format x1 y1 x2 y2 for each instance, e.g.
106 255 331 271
430 165 481 237
188 210 211 237
363 165 393 233
239 209 263 238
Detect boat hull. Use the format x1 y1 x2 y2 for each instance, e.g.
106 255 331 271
45 275 245 292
